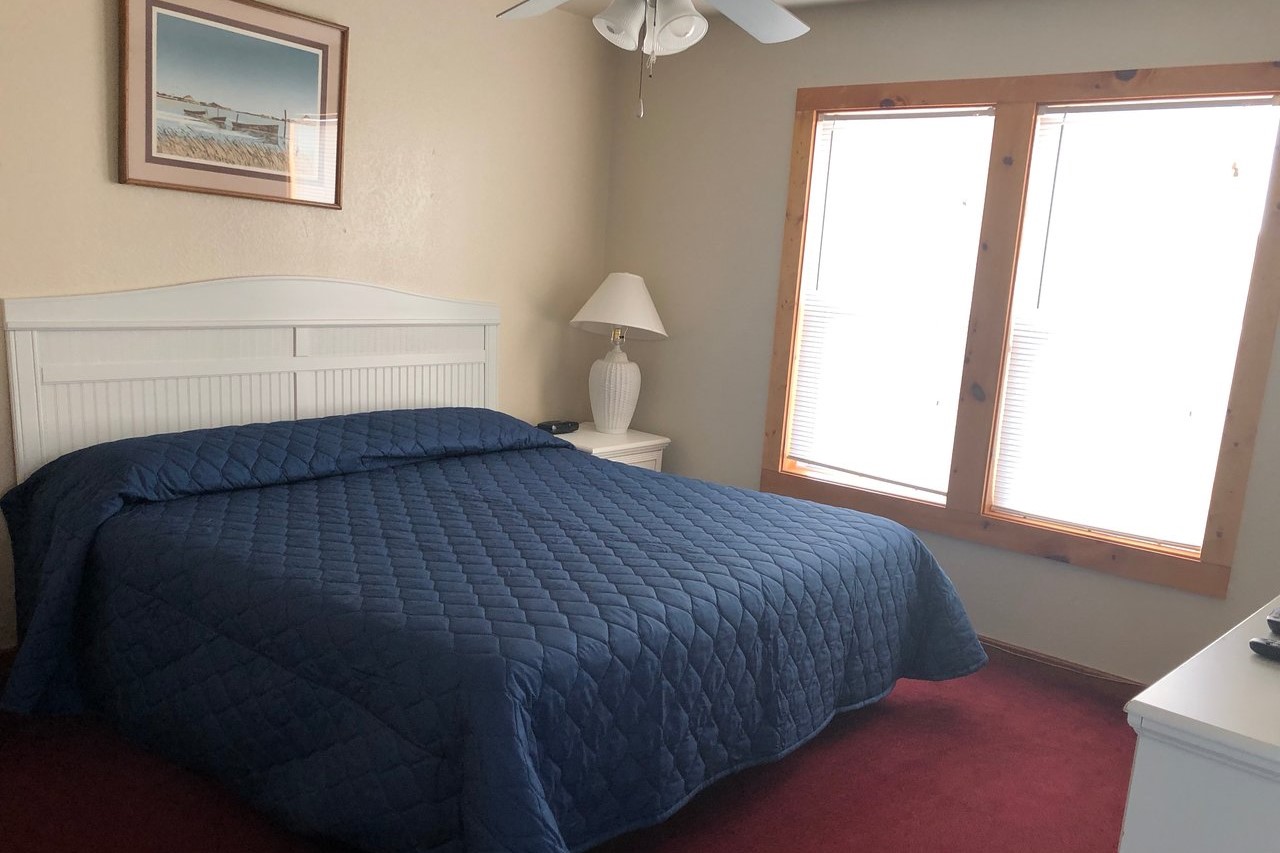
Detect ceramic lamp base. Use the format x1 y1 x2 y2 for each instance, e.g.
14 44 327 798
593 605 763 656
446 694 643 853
589 344 641 434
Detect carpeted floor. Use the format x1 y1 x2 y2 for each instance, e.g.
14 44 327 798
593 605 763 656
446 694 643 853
0 647 1139 852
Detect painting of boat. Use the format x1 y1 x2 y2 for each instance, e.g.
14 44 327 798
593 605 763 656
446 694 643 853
153 93 290 173
231 120 280 142
122 0 346 207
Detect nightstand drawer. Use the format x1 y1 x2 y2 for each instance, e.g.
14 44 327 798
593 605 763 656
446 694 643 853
606 450 663 471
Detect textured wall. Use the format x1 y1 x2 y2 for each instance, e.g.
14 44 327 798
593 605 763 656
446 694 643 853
0 0 615 647
8 0 1279 684
604 0 1280 683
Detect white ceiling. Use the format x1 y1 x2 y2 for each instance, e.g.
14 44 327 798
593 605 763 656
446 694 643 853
559 0 861 15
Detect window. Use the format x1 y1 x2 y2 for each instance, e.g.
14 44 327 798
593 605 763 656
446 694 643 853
790 107 994 504
994 99 1278 550
764 65 1280 596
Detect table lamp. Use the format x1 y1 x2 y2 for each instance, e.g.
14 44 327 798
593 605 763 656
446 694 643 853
570 272 668 434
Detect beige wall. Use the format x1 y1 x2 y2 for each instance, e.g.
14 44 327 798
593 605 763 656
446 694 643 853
5 0 1280 684
0 0 615 647
605 0 1280 683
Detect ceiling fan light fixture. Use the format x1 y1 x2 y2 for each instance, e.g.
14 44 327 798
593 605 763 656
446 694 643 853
648 0 709 55
593 0 646 51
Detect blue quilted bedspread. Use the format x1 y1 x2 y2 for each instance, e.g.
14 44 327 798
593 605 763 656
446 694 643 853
2 408 985 853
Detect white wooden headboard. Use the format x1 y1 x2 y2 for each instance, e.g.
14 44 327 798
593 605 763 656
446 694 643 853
2 276 500 481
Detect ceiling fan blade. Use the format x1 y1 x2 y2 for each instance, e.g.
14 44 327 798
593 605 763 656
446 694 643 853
497 0 574 20
704 0 810 44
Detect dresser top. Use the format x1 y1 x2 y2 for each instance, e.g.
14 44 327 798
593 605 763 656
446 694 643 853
1127 593 1280 762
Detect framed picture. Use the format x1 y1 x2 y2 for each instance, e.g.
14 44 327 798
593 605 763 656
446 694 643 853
120 0 348 208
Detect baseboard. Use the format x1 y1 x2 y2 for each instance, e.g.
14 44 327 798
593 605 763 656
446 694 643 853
977 630 1152 691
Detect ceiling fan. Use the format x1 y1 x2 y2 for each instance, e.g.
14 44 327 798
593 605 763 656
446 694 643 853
498 0 810 55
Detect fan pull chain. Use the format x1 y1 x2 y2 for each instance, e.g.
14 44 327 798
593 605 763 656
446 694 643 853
636 0 659 118
648 0 657 78
636 42 645 118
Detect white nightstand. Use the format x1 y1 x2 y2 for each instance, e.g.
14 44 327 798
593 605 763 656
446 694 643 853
562 423 670 471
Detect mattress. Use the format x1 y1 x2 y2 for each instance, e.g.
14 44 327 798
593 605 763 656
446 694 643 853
2 407 986 852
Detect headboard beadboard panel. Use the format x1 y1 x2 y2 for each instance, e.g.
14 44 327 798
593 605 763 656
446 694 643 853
3 277 500 481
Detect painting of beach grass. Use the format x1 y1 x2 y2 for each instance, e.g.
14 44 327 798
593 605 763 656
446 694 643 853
121 0 347 207
153 10 318 174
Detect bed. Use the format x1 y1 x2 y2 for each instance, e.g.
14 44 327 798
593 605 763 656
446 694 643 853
0 278 986 853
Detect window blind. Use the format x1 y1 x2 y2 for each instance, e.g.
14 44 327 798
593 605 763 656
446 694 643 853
990 99 1280 549
787 108 995 502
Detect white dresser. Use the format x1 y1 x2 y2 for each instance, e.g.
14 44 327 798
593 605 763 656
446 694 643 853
1121 593 1280 852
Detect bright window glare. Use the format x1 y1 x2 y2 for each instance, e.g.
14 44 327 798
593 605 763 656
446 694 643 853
992 99 1280 548
788 109 995 502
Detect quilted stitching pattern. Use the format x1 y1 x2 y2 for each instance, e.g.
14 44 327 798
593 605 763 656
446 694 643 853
3 408 986 853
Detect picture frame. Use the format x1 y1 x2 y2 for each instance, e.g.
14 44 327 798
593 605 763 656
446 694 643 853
119 0 348 208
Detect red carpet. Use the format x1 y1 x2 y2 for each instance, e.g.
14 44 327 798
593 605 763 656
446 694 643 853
0 648 1137 852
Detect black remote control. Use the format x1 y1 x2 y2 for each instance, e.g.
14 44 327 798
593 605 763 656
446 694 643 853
535 420 579 435
1249 636 1280 662
1268 607 1280 635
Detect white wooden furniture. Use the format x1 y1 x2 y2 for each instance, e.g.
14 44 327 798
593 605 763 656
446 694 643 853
1120 592 1280 852
563 422 669 471
3 277 500 481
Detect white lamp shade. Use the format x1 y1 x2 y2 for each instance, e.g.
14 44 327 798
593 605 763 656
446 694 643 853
571 272 668 340
593 0 645 51
645 0 708 55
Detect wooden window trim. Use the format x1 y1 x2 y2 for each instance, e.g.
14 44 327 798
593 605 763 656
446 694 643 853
762 62 1280 598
